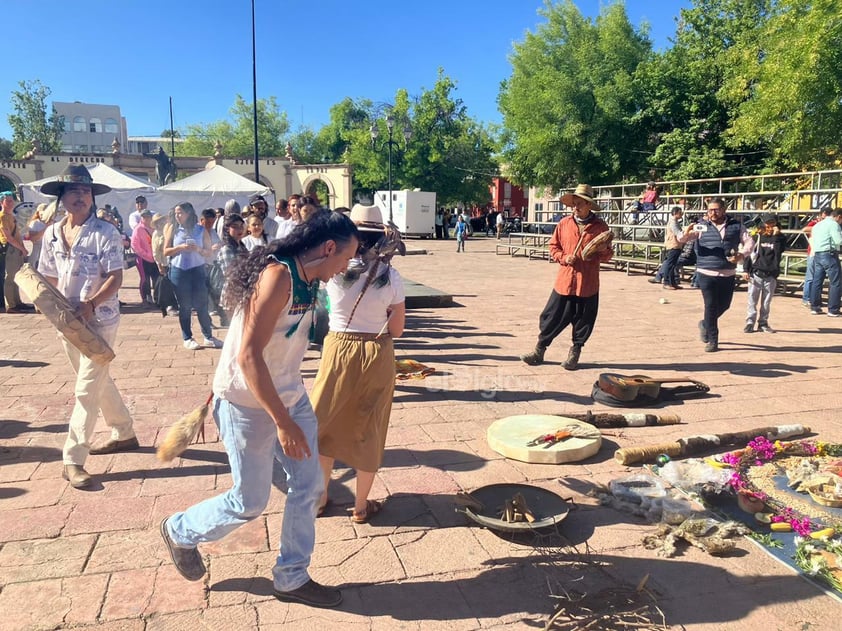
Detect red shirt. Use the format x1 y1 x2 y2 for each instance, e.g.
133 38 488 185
548 215 612 297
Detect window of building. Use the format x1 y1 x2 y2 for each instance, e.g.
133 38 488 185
74 144 89 153
73 117 86 132
105 118 118 134
89 118 102 133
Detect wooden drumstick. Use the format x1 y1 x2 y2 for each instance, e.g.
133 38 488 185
572 229 588 258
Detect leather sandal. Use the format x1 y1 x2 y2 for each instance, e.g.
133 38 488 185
350 499 382 524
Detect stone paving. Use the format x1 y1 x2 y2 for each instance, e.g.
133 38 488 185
1 235 841 630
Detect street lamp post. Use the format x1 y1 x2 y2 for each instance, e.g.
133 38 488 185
370 113 411 223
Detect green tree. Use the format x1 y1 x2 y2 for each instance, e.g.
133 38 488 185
337 73 498 207
180 95 289 157
498 0 651 190
723 0 842 169
0 138 14 160
402 71 497 206
7 80 64 157
636 0 772 180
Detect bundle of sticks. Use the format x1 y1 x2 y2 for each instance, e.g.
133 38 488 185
500 492 536 523
614 424 811 465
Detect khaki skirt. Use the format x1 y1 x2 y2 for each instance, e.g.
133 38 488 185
312 331 396 471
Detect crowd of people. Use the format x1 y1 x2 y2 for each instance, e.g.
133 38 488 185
9 164 406 609
642 199 841 348
4 164 841 609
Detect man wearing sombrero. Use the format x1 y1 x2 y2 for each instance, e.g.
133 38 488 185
39 164 139 489
521 184 613 370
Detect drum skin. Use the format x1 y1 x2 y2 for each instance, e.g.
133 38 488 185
487 415 601 464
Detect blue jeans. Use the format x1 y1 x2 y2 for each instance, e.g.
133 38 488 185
802 255 814 304
660 248 682 287
167 395 323 592
810 252 841 313
169 265 212 341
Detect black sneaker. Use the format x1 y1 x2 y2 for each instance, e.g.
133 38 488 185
704 341 719 352
743 324 754 333
273 579 342 608
160 517 206 581
759 324 776 333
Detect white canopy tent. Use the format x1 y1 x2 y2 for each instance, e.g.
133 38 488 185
21 163 156 217
150 165 274 216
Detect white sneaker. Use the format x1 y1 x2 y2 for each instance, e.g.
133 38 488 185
203 337 223 349
167 306 179 315
183 339 202 351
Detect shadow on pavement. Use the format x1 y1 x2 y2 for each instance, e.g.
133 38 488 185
0 359 49 368
209 549 824 627
0 419 67 439
597 360 816 377
394 384 594 406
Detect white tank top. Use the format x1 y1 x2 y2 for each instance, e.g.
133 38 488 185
213 257 316 409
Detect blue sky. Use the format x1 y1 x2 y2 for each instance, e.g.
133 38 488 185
0 0 691 141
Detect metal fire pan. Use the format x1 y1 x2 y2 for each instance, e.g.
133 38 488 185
457 483 570 533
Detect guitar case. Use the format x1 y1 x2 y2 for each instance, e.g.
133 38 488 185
591 375 710 408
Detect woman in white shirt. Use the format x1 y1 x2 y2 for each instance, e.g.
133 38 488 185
311 204 406 523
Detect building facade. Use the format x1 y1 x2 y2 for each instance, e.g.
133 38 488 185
489 176 528 217
0 150 352 210
53 102 128 155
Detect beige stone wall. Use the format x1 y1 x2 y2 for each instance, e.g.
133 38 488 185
1 153 352 209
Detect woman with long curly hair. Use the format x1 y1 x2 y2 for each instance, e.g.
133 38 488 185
160 211 359 609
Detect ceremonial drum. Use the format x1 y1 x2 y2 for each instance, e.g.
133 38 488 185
487 414 602 464
15 264 116 365
581 230 613 260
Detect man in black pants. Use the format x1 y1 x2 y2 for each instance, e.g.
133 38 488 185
680 198 754 352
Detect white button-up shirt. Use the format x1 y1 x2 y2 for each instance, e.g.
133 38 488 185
39 213 124 325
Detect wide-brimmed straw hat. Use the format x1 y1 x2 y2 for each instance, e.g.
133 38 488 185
41 164 111 197
350 203 386 232
560 184 599 211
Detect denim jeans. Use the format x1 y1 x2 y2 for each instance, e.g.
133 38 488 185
169 265 212 341
810 252 841 313
167 395 323 592
660 248 682 287
802 255 814 304
697 274 736 342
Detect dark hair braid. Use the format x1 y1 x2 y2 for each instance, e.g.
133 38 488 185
222 210 358 313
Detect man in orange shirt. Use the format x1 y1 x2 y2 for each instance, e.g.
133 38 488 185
520 184 612 370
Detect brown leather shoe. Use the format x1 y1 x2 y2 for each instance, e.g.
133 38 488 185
62 464 93 489
89 436 140 455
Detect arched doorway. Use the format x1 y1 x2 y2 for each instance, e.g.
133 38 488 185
301 174 336 209
0 170 21 194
